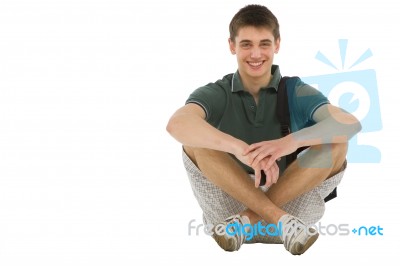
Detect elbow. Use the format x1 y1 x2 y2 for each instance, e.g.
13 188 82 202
351 115 362 134
166 117 174 135
355 119 362 134
347 114 362 138
166 115 178 136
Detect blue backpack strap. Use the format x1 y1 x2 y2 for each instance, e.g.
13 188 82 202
277 76 292 136
259 76 295 187
276 76 337 202
277 76 299 166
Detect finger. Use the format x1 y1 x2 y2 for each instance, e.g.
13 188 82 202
254 168 261 188
265 167 273 187
254 145 279 167
243 143 260 155
248 150 261 166
253 152 268 167
264 154 279 170
256 156 273 171
253 149 273 167
271 163 279 184
244 141 267 155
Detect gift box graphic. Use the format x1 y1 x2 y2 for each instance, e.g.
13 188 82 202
301 39 382 163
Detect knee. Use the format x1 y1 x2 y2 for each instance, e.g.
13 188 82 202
304 143 347 171
331 142 348 161
183 145 195 158
183 145 198 165
330 142 348 174
183 145 211 159
183 146 229 166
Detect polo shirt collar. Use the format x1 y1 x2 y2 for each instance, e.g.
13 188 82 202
231 64 281 93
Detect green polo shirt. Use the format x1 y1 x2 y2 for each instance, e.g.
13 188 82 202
186 65 329 174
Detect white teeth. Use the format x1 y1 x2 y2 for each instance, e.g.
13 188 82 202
249 62 262 67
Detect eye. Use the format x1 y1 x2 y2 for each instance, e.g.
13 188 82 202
240 43 252 49
260 42 271 48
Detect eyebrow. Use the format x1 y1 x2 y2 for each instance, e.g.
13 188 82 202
239 39 273 44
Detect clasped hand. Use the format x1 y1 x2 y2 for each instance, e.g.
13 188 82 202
236 137 297 188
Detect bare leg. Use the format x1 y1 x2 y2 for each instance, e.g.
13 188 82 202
241 143 348 224
183 146 286 224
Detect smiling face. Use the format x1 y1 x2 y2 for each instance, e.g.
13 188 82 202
229 26 280 85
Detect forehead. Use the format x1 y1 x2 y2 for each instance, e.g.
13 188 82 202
235 26 275 42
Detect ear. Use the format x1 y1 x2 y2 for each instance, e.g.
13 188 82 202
228 38 236 55
274 38 281 54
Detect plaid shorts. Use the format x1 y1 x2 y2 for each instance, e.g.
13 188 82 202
182 149 346 244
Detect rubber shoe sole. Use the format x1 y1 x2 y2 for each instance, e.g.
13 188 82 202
290 232 319 255
214 235 237 252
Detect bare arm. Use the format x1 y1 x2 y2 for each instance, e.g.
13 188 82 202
167 103 282 188
244 104 362 169
290 103 362 147
166 103 247 155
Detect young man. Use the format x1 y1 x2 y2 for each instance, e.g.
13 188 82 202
166 5 361 255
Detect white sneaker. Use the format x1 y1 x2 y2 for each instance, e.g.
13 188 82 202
212 214 250 252
279 214 319 255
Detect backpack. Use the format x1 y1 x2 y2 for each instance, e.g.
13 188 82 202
259 76 337 203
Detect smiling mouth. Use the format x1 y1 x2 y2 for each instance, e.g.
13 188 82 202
247 61 265 68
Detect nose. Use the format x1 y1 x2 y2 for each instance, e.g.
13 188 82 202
250 47 261 58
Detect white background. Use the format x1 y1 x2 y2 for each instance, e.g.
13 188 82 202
0 0 398 265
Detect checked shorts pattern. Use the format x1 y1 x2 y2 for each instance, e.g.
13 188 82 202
182 149 345 244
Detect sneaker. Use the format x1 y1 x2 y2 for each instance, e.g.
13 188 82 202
212 214 250 252
279 214 319 255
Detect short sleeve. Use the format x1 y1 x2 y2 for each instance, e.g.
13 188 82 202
288 78 330 131
185 84 227 126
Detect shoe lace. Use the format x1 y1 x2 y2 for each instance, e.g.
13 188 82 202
224 215 246 245
282 218 302 249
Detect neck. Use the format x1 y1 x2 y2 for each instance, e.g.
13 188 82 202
240 71 272 97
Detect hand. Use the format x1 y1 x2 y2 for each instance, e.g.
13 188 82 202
243 136 298 171
231 142 269 188
231 140 283 188
235 153 279 188
254 158 280 188
231 141 253 167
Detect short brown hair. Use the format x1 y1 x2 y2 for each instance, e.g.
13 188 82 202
229 5 280 42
